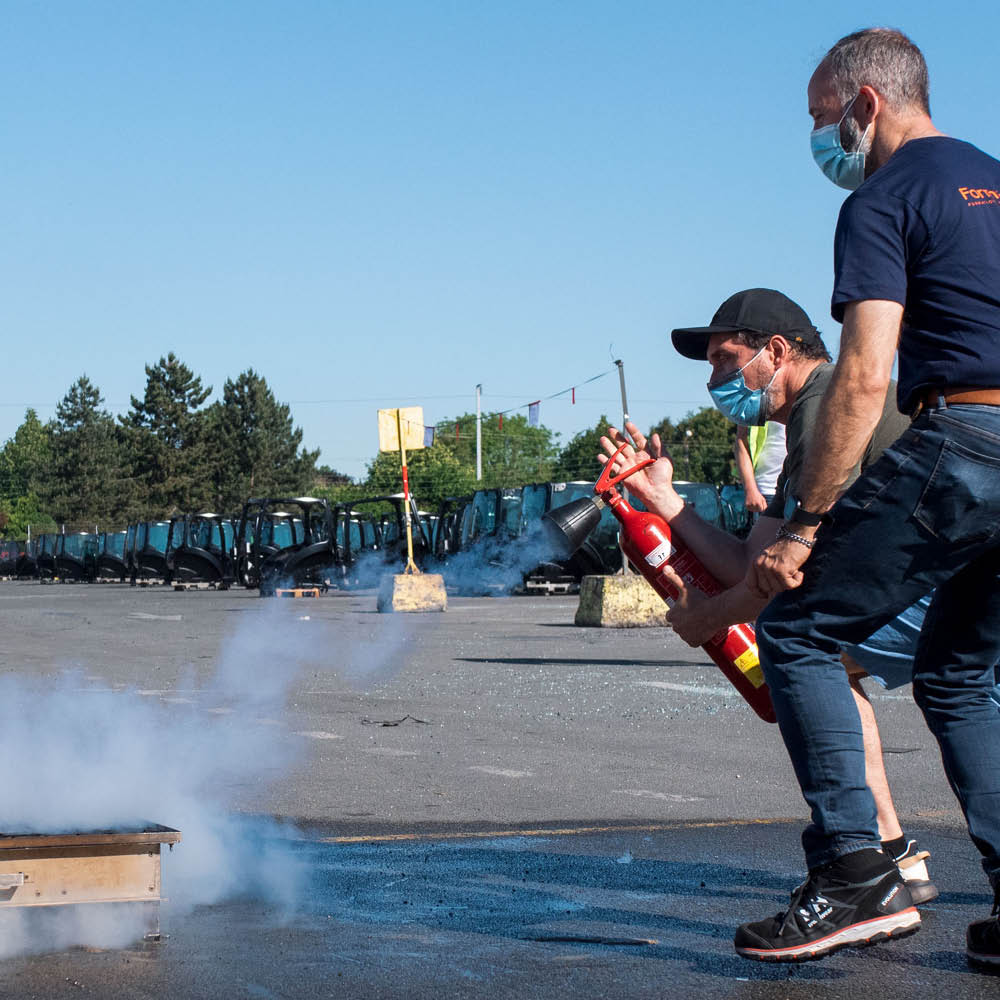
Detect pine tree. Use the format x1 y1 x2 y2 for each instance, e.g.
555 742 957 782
207 369 319 509
122 353 213 515
47 376 125 527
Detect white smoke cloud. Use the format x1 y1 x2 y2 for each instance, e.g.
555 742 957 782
0 598 411 958
431 522 568 595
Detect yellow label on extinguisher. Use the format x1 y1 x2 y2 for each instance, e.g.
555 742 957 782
734 644 766 688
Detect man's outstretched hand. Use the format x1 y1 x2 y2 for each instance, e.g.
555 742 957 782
597 421 681 517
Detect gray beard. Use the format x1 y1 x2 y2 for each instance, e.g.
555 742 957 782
841 114 873 157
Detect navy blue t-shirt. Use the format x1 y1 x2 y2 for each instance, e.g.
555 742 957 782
831 136 1000 412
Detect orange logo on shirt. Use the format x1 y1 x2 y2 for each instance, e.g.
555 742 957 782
959 186 1000 206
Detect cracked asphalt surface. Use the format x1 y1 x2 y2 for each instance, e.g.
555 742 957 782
0 581 996 998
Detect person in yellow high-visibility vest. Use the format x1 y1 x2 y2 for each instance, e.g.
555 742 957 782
734 421 786 516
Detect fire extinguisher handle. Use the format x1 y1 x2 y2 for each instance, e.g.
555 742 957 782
595 442 656 493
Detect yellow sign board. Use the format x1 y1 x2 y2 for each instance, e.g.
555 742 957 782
378 407 426 452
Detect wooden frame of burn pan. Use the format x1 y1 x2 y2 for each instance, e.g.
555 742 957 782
0 824 182 942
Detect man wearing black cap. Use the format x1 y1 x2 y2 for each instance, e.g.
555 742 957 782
600 285 938 910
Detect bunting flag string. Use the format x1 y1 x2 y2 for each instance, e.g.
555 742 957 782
490 366 615 425
429 365 618 441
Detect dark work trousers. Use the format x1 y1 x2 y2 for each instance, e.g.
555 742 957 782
756 402 1000 885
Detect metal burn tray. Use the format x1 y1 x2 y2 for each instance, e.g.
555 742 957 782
0 824 182 941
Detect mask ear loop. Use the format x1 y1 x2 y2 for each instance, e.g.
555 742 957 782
706 343 769 391
839 93 873 154
837 93 860 129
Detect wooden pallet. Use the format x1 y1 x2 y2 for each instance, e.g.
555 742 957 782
273 587 321 599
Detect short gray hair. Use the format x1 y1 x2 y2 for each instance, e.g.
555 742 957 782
820 28 930 115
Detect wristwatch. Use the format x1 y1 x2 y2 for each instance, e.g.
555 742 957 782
783 495 828 527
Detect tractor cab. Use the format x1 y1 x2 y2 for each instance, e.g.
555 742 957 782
54 532 99 582
166 514 236 588
130 521 172 584
96 531 129 582
237 497 336 595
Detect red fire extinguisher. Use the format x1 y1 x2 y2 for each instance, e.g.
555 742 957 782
595 443 776 723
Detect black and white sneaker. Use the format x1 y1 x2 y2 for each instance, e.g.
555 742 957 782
735 852 920 962
890 839 939 905
967 888 1000 969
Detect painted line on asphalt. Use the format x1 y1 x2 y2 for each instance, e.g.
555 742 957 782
469 766 534 778
318 817 795 845
614 789 704 803
635 680 732 696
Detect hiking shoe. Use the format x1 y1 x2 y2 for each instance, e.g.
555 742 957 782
890 839 939 905
967 889 1000 968
735 853 920 962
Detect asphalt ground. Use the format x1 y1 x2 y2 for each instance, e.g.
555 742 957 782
0 580 996 999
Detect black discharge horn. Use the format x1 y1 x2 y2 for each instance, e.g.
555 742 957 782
541 496 605 558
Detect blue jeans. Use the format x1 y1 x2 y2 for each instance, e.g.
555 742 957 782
756 402 1000 884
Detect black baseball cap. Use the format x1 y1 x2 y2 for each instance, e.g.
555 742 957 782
670 288 823 361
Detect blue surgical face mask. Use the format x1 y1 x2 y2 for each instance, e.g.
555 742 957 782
810 94 872 191
707 346 777 426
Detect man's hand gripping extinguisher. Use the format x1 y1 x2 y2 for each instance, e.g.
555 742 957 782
543 442 776 723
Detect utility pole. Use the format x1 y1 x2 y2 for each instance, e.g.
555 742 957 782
614 359 632 575
615 359 629 426
475 383 483 482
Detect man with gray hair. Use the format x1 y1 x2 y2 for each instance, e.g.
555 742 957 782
735 28 1000 966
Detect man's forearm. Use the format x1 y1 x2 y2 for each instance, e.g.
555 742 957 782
707 583 770 634
667 579 770 647
655 504 752 587
795 300 902 515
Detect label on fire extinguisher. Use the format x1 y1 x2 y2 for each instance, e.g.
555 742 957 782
644 539 673 569
733 644 765 688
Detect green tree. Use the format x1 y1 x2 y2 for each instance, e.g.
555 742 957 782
0 408 53 502
0 494 57 539
122 353 213 515
552 414 612 482
360 442 478 511
314 464 352 488
47 376 126 526
207 369 319 509
658 407 736 485
439 411 560 487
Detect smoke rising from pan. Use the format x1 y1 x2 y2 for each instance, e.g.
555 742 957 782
0 599 412 958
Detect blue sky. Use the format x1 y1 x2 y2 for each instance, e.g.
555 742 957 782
3 1 998 479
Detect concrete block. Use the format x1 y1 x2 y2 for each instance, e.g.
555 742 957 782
377 573 447 613
574 574 669 628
